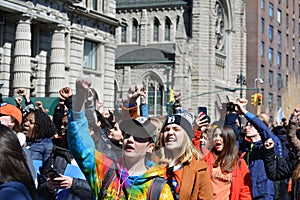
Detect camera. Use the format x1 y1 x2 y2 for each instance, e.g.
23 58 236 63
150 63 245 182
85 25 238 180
226 102 236 112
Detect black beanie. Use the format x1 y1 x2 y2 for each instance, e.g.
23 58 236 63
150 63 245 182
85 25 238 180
162 113 194 139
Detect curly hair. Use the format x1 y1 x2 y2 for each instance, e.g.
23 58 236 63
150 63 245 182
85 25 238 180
31 110 57 139
0 124 36 199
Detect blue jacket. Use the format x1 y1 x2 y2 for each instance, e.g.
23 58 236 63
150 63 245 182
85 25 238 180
27 138 53 164
244 112 280 199
0 182 32 200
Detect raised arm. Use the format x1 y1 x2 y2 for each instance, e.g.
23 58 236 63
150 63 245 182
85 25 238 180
287 108 300 154
67 79 113 197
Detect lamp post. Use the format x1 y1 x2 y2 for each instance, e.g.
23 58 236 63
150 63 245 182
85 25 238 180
254 78 264 93
236 71 247 98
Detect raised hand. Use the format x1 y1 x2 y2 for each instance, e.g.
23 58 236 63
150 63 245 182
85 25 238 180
59 87 72 100
127 85 146 104
195 112 209 131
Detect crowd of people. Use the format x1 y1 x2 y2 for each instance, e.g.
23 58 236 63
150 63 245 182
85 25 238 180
0 78 300 200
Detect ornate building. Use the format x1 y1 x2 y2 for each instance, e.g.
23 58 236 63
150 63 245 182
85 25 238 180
0 0 118 109
115 0 247 121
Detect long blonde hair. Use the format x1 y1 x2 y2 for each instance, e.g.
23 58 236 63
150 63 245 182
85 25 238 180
158 128 201 165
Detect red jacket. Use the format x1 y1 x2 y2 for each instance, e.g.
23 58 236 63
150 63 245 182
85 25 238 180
203 152 252 200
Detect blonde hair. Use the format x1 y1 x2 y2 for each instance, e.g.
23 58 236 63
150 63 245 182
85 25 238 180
158 128 201 165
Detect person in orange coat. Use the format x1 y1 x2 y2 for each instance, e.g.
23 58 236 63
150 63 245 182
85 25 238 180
159 112 214 200
203 126 252 200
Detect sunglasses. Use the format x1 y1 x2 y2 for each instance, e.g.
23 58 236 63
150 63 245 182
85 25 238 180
123 133 151 143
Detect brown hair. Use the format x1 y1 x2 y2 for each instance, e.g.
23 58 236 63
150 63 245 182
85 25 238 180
212 126 239 173
0 124 36 199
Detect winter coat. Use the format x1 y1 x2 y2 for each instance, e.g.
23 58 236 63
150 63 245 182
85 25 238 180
68 110 174 200
27 138 53 164
243 113 282 199
37 144 94 200
204 152 252 200
176 156 214 200
0 182 32 200
262 146 300 200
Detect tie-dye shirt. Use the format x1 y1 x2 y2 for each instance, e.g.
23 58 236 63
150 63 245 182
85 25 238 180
68 110 173 200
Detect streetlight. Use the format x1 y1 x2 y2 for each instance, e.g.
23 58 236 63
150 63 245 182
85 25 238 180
254 78 264 93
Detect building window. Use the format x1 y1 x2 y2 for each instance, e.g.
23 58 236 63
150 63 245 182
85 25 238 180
268 93 273 109
286 0 289 8
268 70 273 87
153 18 160 42
277 96 282 108
286 54 289 67
260 41 265 56
92 0 97 10
292 19 295 33
286 13 289 29
268 48 273 62
277 52 281 66
269 3 274 17
292 58 295 70
132 19 138 43
277 30 281 45
144 79 163 116
277 73 282 89
286 75 288 87
261 0 265 9
121 26 127 43
269 25 273 40
261 18 265 33
261 65 265 81
292 0 295 13
286 34 289 46
277 9 281 24
165 18 171 41
84 40 97 70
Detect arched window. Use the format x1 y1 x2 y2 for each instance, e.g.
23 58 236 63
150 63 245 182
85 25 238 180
132 19 138 42
153 18 160 42
121 26 127 43
143 74 163 116
165 18 171 41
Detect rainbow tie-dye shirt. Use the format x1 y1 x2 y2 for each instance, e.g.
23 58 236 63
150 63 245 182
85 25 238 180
68 110 173 200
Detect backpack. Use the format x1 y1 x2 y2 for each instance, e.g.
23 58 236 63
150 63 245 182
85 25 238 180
99 163 167 200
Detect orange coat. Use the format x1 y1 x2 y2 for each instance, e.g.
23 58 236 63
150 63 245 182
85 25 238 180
204 152 252 200
176 157 214 200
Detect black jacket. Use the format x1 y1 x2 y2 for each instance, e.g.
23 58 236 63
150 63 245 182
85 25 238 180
263 147 300 200
37 145 94 200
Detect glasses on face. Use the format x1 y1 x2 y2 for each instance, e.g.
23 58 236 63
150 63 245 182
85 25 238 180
123 133 151 143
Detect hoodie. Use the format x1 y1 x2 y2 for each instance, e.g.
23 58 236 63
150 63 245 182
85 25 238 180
0 182 32 200
67 110 173 200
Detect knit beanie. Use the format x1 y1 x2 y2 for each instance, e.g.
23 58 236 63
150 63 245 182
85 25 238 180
162 112 194 139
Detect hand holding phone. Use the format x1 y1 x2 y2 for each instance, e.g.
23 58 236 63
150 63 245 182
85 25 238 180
46 169 61 180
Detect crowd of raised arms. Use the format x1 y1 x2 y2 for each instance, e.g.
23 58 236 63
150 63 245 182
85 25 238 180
1 78 300 200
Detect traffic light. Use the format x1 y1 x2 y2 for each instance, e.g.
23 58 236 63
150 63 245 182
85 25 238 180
257 93 262 106
251 93 257 106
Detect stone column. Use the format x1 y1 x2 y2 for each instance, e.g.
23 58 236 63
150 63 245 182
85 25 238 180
103 43 116 109
0 43 12 96
69 30 84 90
49 25 66 97
36 51 47 97
140 9 148 46
13 14 32 94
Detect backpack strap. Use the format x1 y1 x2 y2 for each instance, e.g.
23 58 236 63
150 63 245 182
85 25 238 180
147 177 167 200
99 163 117 199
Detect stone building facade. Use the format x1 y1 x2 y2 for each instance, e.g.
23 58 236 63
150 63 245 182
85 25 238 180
115 0 247 122
0 0 118 109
